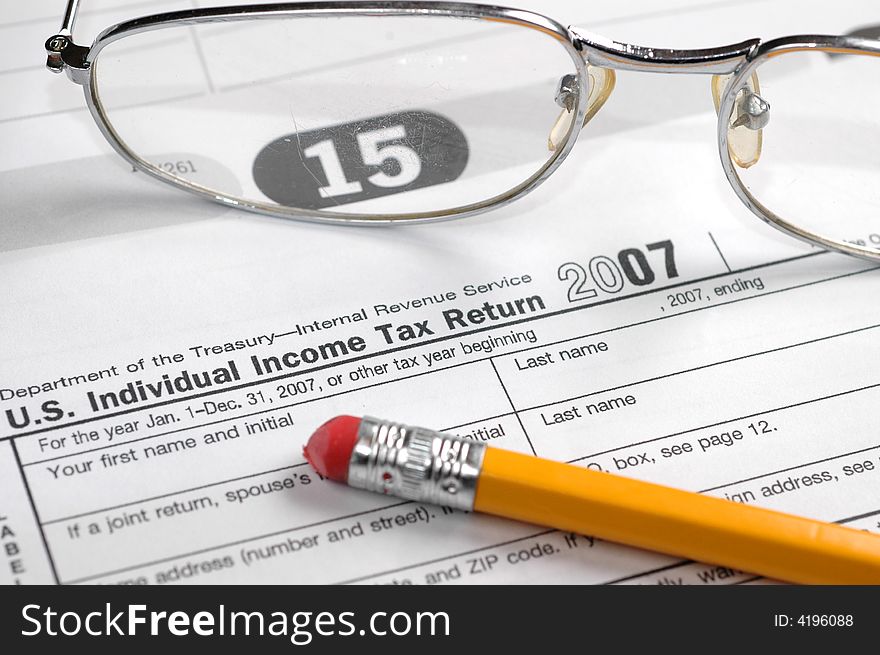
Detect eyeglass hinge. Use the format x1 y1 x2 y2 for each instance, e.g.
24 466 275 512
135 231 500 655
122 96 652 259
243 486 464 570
45 34 90 85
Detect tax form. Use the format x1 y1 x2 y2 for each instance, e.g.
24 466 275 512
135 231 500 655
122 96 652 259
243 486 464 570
2 0 879 585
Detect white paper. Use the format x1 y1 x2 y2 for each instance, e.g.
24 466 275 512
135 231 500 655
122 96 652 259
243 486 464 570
2 0 878 585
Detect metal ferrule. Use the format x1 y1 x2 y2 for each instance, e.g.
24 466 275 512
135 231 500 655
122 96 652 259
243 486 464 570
347 417 486 511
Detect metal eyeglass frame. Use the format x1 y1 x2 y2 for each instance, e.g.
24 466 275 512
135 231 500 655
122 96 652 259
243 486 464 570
46 0 880 261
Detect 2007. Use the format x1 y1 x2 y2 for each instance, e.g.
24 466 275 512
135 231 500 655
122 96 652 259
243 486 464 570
278 378 316 398
558 239 679 303
668 288 703 307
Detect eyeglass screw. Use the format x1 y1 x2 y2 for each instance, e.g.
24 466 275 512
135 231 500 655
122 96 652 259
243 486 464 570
46 35 69 74
732 90 770 131
47 36 69 52
555 74 578 111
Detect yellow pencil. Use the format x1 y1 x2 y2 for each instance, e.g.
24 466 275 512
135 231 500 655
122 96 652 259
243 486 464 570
303 416 880 584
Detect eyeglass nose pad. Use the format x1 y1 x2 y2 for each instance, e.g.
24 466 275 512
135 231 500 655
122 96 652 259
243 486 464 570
712 72 768 168
548 66 616 151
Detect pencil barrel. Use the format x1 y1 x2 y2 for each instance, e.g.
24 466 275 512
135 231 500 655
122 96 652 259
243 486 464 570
475 447 880 584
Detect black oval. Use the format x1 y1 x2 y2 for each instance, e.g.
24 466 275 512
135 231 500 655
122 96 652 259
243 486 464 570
253 110 469 211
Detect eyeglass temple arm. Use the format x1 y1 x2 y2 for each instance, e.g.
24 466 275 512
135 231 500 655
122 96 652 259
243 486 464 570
573 30 760 75
45 0 89 83
60 0 83 34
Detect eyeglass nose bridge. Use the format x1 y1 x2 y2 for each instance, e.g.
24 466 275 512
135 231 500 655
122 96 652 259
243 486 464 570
564 30 768 162
571 30 760 75
548 33 764 151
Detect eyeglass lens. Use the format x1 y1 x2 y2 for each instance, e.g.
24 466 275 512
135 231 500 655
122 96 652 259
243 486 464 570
723 49 880 254
93 15 580 218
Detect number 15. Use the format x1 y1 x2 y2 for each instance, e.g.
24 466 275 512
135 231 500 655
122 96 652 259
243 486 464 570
303 125 422 198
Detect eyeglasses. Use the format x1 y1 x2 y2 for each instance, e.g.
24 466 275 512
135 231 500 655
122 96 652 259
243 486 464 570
47 1 880 260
